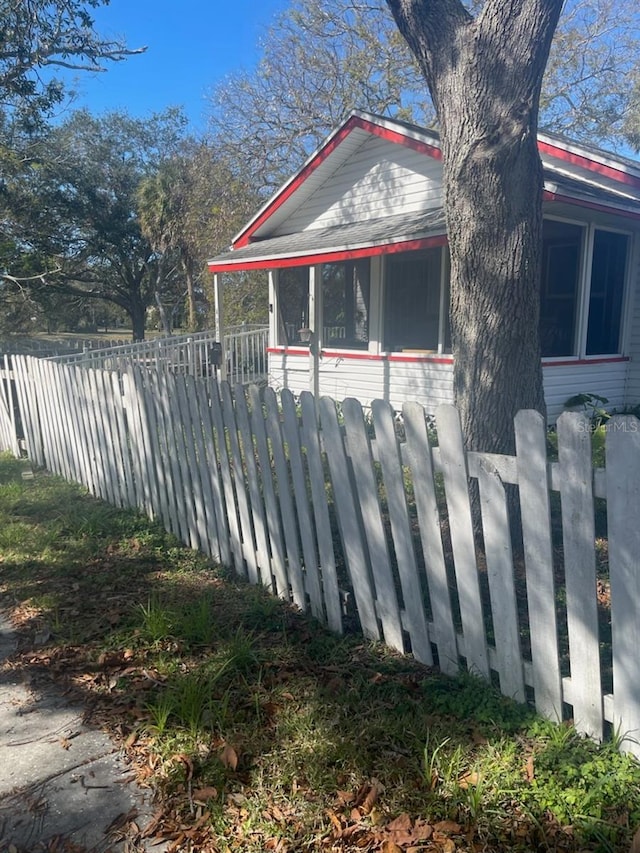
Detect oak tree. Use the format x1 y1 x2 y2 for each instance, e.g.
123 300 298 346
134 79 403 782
385 0 564 453
0 0 144 128
5 109 187 341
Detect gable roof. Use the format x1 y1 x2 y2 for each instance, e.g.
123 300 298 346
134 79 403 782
208 111 640 273
232 112 443 249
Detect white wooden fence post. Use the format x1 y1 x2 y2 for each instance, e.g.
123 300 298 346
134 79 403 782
320 395 380 641
477 458 526 702
515 410 563 721
403 401 459 676
436 404 489 678
341 396 403 651
557 412 603 740
372 398 433 665
606 416 640 757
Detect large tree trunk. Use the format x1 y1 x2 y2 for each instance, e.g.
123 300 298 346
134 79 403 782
184 261 198 332
386 0 564 454
130 300 146 342
443 106 547 456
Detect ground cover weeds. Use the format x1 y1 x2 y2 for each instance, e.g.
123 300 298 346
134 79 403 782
0 453 639 852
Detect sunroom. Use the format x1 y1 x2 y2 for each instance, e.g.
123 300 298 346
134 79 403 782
208 112 640 420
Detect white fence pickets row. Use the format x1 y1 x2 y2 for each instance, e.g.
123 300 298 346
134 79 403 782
0 356 19 457
1 355 640 757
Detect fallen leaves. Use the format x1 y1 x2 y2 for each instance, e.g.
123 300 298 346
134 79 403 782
353 778 381 816
384 812 434 847
220 742 239 771
323 784 466 852
323 809 460 853
0 471 633 853
192 786 218 803
458 771 480 789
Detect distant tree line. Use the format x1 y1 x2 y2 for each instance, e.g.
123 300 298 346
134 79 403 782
1 0 639 343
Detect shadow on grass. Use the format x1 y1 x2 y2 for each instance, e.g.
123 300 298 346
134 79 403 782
1 455 639 853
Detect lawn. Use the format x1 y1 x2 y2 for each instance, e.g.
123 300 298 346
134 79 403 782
0 452 639 853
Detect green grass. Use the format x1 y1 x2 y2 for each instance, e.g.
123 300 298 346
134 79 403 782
0 451 639 852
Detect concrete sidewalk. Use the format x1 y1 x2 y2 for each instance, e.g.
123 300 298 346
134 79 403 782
0 613 160 852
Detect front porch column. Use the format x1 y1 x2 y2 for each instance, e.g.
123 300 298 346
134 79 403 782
213 273 227 382
309 265 320 401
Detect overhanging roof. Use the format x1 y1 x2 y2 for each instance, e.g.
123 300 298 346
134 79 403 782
207 111 640 275
208 209 447 273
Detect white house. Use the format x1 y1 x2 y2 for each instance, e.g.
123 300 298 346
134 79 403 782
208 111 640 420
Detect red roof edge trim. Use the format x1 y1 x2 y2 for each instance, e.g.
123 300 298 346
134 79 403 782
539 140 640 190
208 234 448 273
543 189 640 221
233 114 442 249
363 120 442 160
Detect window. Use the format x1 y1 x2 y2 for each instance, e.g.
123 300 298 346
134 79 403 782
586 230 627 355
277 266 309 346
322 260 370 349
540 219 629 358
540 220 583 357
384 248 448 352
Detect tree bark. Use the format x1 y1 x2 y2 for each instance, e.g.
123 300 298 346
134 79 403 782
385 0 564 454
183 260 198 332
130 300 147 342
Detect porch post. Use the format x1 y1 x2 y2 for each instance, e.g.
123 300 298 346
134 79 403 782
213 273 227 381
309 265 320 402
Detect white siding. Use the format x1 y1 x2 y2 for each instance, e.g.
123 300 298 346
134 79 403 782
268 352 311 399
385 360 454 411
275 135 443 236
270 351 629 422
543 361 627 422
269 351 453 412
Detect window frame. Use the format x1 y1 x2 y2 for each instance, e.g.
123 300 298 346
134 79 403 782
584 226 631 357
541 215 633 361
382 245 450 355
319 259 371 350
274 265 311 348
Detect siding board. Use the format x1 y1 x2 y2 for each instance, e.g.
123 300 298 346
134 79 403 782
277 136 443 235
271 352 629 422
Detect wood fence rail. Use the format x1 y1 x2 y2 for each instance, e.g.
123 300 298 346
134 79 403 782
1 355 639 757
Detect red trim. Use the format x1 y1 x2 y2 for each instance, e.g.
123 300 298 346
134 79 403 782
323 350 389 361
539 140 640 190
234 115 442 248
233 115 639 250
544 189 640 221
267 347 310 356
542 356 629 367
363 120 442 160
208 234 448 273
388 353 454 364
267 348 628 367
267 347 453 364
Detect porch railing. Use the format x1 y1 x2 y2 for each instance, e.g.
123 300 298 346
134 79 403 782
52 325 269 386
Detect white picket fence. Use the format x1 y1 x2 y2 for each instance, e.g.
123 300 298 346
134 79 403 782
1 355 639 757
0 356 19 457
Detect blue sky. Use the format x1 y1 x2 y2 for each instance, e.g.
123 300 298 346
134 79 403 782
58 0 288 132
